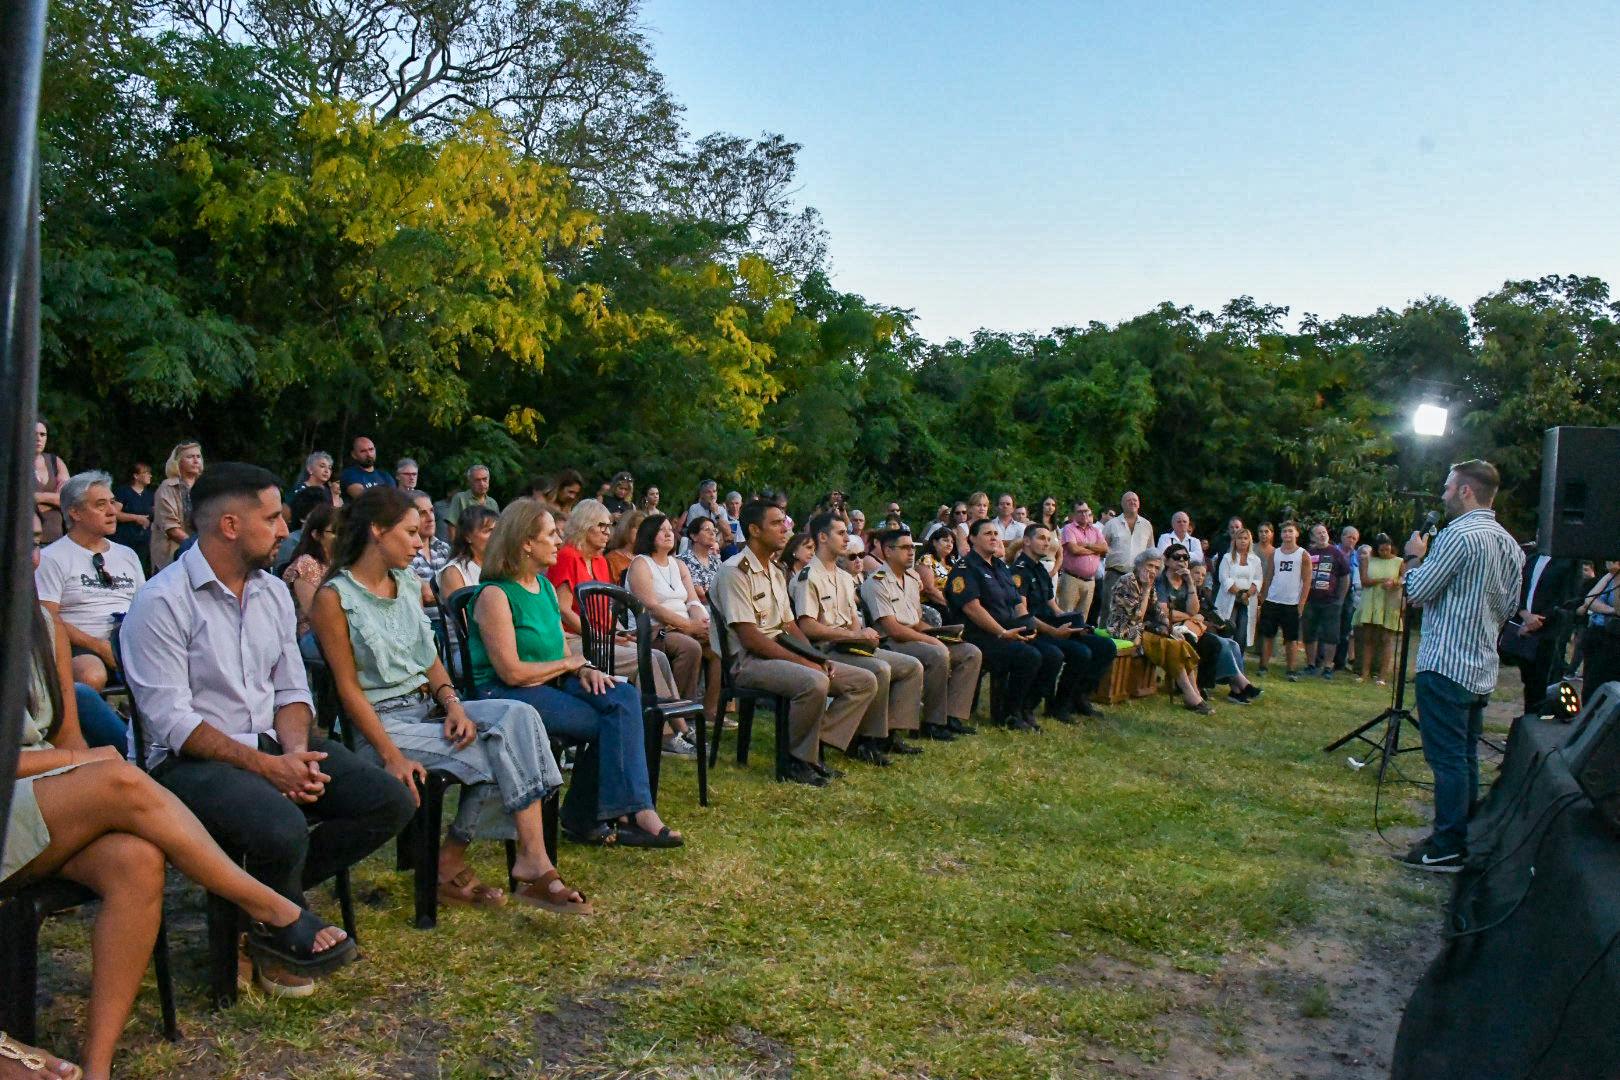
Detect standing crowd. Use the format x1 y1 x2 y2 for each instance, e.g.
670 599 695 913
7 426 1618 1080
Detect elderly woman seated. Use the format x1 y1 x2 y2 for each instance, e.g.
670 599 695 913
472 500 682 848
311 487 590 913
1105 548 1215 714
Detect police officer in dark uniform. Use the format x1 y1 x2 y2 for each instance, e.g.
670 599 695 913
1010 524 1116 721
946 518 1049 730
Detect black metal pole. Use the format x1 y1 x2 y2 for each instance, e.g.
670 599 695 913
0 0 50 862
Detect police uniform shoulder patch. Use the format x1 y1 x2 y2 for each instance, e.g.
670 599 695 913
872 569 887 578
950 575 966 595
1012 573 1023 588
796 567 809 582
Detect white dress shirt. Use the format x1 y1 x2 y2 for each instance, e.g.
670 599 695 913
122 543 313 766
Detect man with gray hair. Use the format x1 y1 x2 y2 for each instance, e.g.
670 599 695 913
684 479 731 535
447 463 500 541
394 457 421 493
35 470 146 691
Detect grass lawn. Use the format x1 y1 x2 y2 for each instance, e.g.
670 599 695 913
37 669 1449 1079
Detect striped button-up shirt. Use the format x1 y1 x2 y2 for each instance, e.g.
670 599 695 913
1404 508 1524 695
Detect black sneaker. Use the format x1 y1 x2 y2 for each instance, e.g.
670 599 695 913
1393 838 1464 873
1227 690 1252 705
783 759 827 787
1242 684 1264 703
1286 670 1300 682
1321 668 1334 681
1299 665 1318 678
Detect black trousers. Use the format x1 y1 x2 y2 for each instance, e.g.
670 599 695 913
1032 634 1114 708
966 632 1045 719
1515 632 1563 710
154 734 416 903
1040 616 1116 695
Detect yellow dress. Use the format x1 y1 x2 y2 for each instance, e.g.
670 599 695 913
1356 556 1405 632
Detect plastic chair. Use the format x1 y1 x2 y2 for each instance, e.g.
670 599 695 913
706 601 793 782
575 582 710 806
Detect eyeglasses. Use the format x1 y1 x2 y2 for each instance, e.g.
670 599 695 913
590 522 613 531
1168 554 1189 562
91 552 115 587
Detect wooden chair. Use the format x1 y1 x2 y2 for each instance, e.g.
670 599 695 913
705 600 793 782
575 581 710 806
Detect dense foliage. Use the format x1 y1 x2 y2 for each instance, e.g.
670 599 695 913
38 0 1620 538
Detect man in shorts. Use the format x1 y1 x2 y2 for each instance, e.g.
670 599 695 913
1257 521 1311 679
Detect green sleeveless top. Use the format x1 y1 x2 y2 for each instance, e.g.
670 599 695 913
469 577 565 688
325 568 438 702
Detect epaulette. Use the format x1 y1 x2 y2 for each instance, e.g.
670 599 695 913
796 567 809 582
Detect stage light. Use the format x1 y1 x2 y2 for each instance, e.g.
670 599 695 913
1412 403 1449 437
1543 678 1582 721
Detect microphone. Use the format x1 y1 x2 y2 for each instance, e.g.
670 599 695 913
1421 510 1441 538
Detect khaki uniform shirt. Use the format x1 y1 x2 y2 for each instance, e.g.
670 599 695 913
861 565 923 630
710 546 794 658
790 558 861 630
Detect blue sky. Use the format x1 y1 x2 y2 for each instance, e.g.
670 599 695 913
641 1 1620 342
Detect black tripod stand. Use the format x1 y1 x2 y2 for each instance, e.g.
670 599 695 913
1322 598 1425 784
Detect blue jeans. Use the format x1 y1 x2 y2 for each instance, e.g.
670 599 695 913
75 683 128 754
1415 671 1489 855
479 677 652 833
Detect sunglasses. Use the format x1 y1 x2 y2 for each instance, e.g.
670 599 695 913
1168 554 1189 562
91 552 115 587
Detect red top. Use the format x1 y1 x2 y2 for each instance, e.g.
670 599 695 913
548 545 612 633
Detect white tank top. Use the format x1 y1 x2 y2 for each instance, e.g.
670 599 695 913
1266 547 1305 605
634 554 687 623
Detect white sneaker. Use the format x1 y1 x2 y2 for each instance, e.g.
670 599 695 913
661 733 697 758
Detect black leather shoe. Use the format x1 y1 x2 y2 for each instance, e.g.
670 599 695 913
847 739 893 767
946 717 978 735
783 759 827 786
885 735 924 755
1015 710 1043 733
920 722 957 741
1048 705 1078 725
1075 695 1101 718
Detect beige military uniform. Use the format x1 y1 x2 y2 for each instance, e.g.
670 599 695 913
861 565 984 727
792 558 923 734
711 547 876 760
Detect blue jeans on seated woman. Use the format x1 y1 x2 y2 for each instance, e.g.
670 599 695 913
478 676 653 836
75 683 129 755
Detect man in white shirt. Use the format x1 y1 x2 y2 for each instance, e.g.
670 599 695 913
992 493 1025 545
683 479 731 535
122 463 415 987
35 470 145 691
1100 491 1154 617
1157 511 1204 565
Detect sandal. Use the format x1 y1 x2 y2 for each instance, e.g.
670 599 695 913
512 869 594 915
561 821 618 846
0 1032 82 1079
246 908 357 977
614 819 684 848
438 868 508 909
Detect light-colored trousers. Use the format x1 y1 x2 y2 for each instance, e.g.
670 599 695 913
1057 573 1096 621
884 637 984 727
732 653 878 761
823 646 925 734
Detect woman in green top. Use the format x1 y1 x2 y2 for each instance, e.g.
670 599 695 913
471 498 682 849
311 486 589 914
1356 533 1406 686
6 600 351 1080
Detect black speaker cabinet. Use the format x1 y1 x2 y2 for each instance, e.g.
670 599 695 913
1568 680 1620 837
1537 426 1620 561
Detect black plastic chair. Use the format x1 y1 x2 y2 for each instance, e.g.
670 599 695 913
575 582 710 806
706 600 793 782
111 629 357 1008
0 879 178 1043
444 585 562 867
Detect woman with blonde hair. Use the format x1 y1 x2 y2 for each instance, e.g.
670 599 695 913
149 441 203 570
549 500 678 698
472 500 681 848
